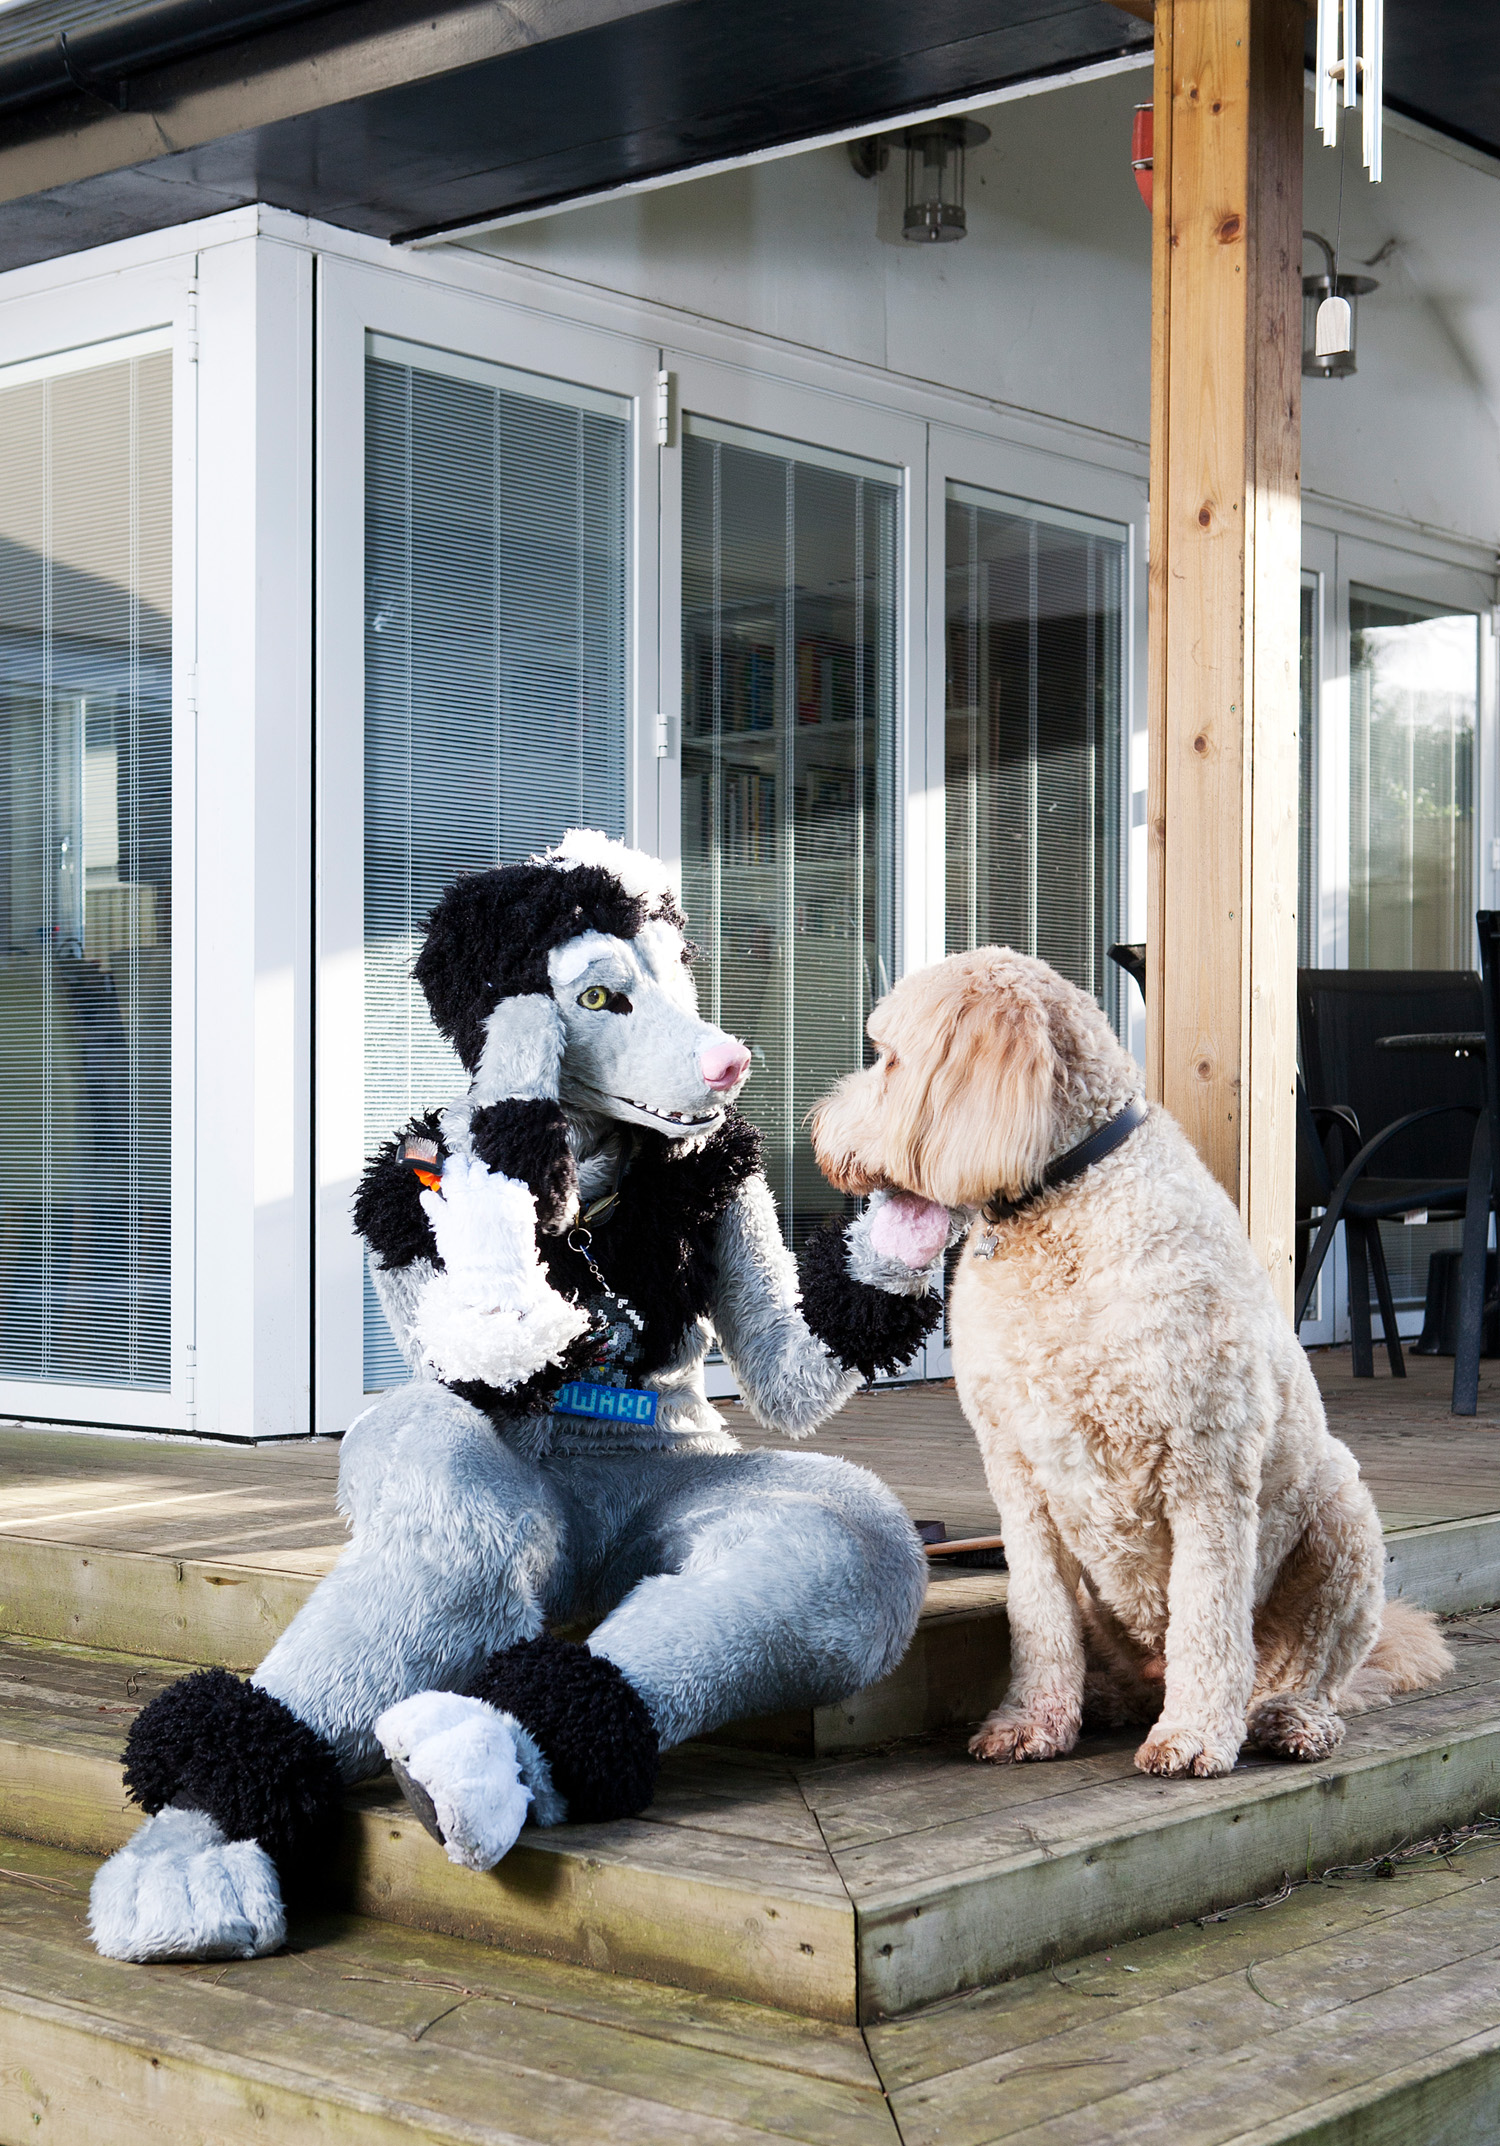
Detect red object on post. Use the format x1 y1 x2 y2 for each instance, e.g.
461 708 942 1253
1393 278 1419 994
1131 102 1153 210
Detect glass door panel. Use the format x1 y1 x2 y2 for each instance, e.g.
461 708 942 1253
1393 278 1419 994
1348 586 1477 972
361 336 632 1387
0 344 173 1391
679 415 899 1251
943 484 1126 1024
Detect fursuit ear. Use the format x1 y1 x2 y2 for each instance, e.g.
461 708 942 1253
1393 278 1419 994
903 967 1058 1210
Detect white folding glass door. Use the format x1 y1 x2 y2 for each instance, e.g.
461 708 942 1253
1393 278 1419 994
659 363 926 1376
924 427 1143 1374
317 261 661 1430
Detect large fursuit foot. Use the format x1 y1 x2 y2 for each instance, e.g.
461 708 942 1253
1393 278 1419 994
1246 1692 1346 1761
376 1692 547 1871
1133 1718 1243 1779
969 1698 1080 1764
90 1808 284 1962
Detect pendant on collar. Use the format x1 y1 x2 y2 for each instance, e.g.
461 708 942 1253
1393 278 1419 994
975 1094 1148 1250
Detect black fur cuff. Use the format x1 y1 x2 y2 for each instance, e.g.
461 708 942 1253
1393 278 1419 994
798 1220 943 1380
353 1112 443 1271
471 1098 576 1234
466 1634 659 1823
121 1668 343 1878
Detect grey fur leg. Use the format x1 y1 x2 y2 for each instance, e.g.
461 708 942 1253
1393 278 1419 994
583 1449 927 1748
254 1383 570 1777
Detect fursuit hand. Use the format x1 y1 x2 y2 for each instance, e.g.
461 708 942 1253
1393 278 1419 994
847 1188 955 1296
413 1155 591 1388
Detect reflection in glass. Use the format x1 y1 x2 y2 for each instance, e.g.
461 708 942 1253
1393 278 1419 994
1348 588 1477 971
680 422 898 1252
1298 577 1318 968
1347 587 1478 1313
0 351 172 1389
944 486 1124 1017
363 345 629 1385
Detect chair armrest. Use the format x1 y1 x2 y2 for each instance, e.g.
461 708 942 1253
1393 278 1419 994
1323 1103 1481 1216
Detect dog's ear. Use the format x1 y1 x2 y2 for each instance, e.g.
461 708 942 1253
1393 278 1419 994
886 958 1058 1209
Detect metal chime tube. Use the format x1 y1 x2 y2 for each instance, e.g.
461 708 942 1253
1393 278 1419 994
1313 0 1382 179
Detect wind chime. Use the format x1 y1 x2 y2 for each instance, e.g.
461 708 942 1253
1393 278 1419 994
1311 0 1383 361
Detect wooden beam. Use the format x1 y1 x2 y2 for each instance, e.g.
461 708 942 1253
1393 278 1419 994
1145 0 1303 1316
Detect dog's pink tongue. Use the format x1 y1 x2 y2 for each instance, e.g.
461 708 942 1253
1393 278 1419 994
870 1192 951 1270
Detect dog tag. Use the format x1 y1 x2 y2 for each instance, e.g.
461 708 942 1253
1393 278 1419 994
971 1226 1000 1261
552 1379 658 1427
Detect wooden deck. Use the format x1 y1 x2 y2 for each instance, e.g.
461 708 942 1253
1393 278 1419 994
3 1347 1499 1572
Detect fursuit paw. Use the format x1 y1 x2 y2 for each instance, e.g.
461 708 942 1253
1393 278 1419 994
847 1190 952 1297
376 1692 538 1872
412 1154 591 1387
1246 1693 1346 1762
1133 1718 1244 1778
969 1702 1079 1764
89 1808 284 1963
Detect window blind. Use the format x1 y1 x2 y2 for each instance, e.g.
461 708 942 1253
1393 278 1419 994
943 484 1124 1021
363 340 629 1386
0 347 173 1391
680 419 900 1253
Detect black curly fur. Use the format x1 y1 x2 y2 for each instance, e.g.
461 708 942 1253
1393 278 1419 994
466 1634 658 1822
352 1110 760 1396
352 1108 443 1271
472 1098 576 1234
121 1669 343 1879
797 1220 943 1380
533 1111 762 1376
414 864 646 1072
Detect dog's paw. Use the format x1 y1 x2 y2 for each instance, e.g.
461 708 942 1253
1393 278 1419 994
1133 1719 1243 1778
1246 1693 1346 1762
89 1808 284 1963
376 1691 533 1872
969 1702 1079 1765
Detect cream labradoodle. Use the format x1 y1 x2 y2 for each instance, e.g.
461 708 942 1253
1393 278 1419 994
812 948 1451 1779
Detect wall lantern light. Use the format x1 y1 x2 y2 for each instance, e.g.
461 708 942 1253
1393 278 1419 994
848 116 991 243
1302 230 1377 378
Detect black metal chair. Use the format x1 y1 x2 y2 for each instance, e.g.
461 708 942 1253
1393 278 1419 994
1107 945 1368 1348
1295 969 1485 1387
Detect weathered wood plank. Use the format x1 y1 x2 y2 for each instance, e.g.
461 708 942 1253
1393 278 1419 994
0 1845 894 2146
1144 0 1304 1305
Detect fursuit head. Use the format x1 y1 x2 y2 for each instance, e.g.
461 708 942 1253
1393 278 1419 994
811 947 1452 1780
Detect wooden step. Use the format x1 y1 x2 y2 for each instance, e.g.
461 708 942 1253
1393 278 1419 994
0 1833 896 2145
0 1529 1011 1757
11 1829 1500 2145
7 1613 1500 2025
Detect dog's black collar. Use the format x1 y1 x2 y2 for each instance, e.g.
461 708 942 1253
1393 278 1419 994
982 1095 1149 1226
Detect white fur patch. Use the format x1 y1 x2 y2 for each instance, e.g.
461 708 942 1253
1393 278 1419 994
376 1692 533 1870
550 932 629 989
540 829 680 912
413 1158 591 1386
89 1807 285 1963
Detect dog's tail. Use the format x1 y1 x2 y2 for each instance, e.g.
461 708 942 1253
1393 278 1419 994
1339 1598 1453 1715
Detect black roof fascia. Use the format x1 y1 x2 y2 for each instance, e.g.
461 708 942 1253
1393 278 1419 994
0 0 1151 272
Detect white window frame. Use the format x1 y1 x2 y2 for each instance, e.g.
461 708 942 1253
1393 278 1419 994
0 271 200 1433
315 254 664 1433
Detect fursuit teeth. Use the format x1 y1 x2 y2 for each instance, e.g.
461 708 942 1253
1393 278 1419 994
798 1220 944 1381
465 1633 660 1823
121 1669 343 1878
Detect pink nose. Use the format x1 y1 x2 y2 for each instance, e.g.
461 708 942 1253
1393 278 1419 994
700 1038 751 1093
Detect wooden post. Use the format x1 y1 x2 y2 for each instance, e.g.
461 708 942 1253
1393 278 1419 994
1145 0 1304 1318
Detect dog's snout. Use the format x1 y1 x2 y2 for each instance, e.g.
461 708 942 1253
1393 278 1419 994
700 1038 751 1093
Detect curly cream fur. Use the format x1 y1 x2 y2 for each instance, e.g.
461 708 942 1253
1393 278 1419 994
812 946 1453 1780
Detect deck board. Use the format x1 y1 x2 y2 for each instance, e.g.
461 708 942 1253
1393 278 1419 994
6 1349 1499 1578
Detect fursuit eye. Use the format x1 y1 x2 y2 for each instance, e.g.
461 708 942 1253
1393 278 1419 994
578 986 611 1010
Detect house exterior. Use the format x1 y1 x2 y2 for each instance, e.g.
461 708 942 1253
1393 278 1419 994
1 6 1497 1439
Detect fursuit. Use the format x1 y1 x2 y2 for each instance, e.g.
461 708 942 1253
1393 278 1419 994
811 947 1452 1779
